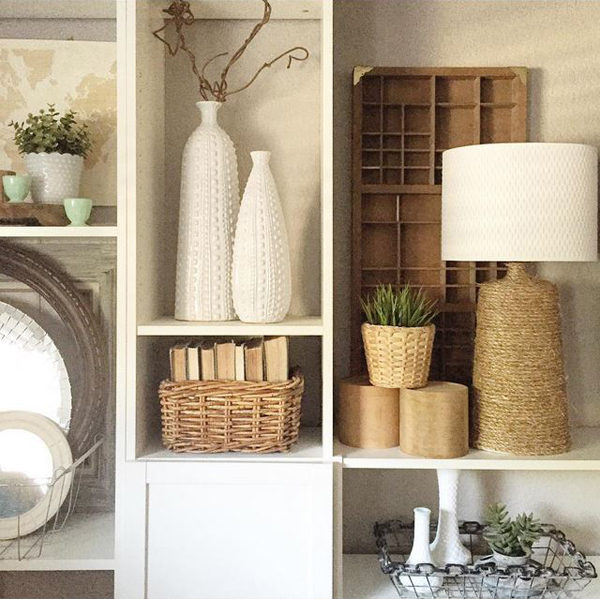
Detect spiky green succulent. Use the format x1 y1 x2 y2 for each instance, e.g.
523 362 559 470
361 284 438 328
484 503 542 557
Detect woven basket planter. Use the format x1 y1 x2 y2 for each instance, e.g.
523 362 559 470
159 374 303 453
362 323 435 389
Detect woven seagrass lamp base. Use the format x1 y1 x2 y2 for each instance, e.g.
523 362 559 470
472 263 570 456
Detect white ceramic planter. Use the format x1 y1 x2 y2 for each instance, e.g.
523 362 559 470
175 101 239 321
232 151 291 323
25 152 83 204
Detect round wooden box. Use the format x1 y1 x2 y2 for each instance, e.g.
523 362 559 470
338 376 399 448
400 381 469 458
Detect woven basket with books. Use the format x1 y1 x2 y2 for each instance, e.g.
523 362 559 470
159 337 303 453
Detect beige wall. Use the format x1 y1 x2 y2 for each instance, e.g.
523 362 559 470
334 0 600 425
335 0 600 554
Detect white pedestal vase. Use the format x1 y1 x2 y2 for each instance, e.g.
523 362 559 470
430 469 471 566
400 507 442 597
25 152 83 204
232 151 291 323
175 101 239 321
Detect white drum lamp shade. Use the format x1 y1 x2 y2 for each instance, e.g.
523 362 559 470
442 143 598 262
440 142 598 456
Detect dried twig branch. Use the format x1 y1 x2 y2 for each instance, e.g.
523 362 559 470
152 0 309 102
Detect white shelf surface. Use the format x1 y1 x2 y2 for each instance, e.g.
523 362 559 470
337 426 600 470
137 315 323 337
139 426 324 462
0 512 115 571
0 226 117 238
189 0 322 20
343 554 600 599
1 0 115 19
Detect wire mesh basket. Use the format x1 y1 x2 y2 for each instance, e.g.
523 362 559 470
0 437 103 561
375 520 597 599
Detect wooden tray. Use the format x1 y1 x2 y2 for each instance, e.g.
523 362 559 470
351 67 527 384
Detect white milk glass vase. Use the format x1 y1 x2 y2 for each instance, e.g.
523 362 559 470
175 101 239 321
232 151 291 323
430 469 471 566
400 507 442 597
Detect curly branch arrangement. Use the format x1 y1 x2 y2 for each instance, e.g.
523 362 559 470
152 0 310 102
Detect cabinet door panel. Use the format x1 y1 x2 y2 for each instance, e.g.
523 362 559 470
147 463 332 599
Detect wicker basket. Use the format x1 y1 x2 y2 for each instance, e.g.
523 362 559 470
362 323 434 389
159 374 303 453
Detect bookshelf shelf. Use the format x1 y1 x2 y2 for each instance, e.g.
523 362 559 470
0 512 115 572
137 427 324 462
0 226 118 238
137 316 324 337
342 554 599 599
335 426 600 471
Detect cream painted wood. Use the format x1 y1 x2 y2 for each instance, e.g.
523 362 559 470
146 463 333 599
336 427 600 470
137 315 323 336
320 0 334 458
0 227 117 237
188 0 322 20
0 513 114 572
342 554 600 599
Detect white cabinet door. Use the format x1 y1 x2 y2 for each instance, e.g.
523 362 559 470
146 462 333 599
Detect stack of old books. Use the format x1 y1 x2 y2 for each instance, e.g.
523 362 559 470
169 337 289 384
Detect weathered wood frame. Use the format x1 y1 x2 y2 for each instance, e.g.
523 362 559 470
0 241 108 459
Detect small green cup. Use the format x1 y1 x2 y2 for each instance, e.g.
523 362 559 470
63 197 92 227
2 174 31 203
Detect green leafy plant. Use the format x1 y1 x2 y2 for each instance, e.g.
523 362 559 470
361 284 438 327
484 503 543 557
9 104 92 158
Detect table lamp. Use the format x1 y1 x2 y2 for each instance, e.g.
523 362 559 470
442 143 598 456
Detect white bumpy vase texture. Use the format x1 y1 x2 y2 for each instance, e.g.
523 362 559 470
430 469 471 566
400 507 442 597
25 152 83 204
232 151 291 323
175 101 239 321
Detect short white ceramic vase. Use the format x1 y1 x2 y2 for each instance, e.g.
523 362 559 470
175 101 239 321
430 469 471 566
400 507 442 597
25 152 83 204
232 151 291 323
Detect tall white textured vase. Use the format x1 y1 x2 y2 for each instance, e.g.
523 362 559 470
430 469 471 566
175 101 239 321
232 151 291 323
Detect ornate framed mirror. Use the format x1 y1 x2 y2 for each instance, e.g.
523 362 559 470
0 241 107 458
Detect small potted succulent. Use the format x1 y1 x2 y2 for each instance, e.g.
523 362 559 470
483 503 543 567
361 284 437 389
9 104 92 204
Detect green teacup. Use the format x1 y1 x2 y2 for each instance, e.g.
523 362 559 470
63 197 92 226
2 174 31 203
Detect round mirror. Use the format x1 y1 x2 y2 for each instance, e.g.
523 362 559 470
0 301 71 431
0 412 72 540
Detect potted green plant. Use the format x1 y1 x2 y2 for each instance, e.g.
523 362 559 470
361 284 437 389
10 104 92 204
483 503 543 567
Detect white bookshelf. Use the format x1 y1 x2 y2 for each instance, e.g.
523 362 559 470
0 226 118 238
342 554 600 599
0 513 115 572
137 315 324 337
336 427 600 471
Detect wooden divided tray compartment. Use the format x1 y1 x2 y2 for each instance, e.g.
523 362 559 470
352 67 527 383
